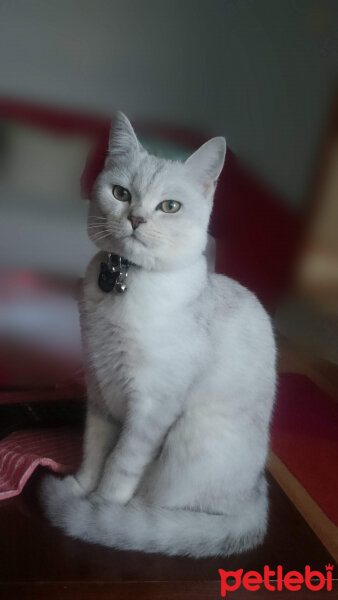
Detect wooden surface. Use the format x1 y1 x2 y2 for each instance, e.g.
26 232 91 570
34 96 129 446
0 470 336 599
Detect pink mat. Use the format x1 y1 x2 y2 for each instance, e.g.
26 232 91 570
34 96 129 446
0 428 81 500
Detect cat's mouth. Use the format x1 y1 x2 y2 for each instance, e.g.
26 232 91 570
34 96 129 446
118 231 148 248
130 231 148 247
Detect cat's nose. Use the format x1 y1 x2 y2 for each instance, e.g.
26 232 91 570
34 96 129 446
128 214 146 230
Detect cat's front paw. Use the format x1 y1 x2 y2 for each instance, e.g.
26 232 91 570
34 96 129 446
40 474 85 506
40 474 90 532
96 474 136 505
104 484 134 505
87 490 108 506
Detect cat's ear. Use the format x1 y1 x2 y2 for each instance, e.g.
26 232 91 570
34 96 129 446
185 137 226 194
108 112 142 157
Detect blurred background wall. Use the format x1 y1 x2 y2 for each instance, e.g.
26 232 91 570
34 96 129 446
1 0 337 207
0 0 337 386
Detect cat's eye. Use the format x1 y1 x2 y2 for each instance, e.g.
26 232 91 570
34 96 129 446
157 200 181 213
113 185 131 202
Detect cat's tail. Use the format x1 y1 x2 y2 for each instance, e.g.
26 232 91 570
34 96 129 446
40 475 267 558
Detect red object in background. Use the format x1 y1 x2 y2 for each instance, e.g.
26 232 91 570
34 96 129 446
212 152 301 309
0 268 84 404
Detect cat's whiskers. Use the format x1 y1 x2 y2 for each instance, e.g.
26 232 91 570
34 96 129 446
88 224 106 230
137 227 175 247
91 230 112 242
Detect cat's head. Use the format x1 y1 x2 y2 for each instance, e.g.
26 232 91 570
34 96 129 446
90 112 226 270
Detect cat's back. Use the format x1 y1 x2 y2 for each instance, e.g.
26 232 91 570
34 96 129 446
199 271 275 357
202 271 267 319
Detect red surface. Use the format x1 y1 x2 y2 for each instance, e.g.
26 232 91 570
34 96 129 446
271 373 338 525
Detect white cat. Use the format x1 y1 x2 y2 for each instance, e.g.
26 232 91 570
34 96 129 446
41 112 276 557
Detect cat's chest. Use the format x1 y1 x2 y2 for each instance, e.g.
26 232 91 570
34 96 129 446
81 260 206 414
81 281 185 406
84 282 168 347
83 265 189 351
81 299 143 416
83 293 149 373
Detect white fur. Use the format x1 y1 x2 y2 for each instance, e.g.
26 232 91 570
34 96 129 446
41 113 276 557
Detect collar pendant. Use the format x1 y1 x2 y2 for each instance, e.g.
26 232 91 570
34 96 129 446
98 253 128 294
